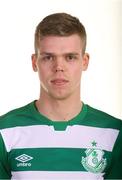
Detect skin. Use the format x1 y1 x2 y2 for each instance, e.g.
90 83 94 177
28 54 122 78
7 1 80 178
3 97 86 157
32 34 89 121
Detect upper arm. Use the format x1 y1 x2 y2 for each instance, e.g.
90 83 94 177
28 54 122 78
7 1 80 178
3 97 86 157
104 127 122 179
0 132 11 179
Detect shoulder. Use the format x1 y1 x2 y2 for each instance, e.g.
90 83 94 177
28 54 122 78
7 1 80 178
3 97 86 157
0 101 34 129
85 104 122 130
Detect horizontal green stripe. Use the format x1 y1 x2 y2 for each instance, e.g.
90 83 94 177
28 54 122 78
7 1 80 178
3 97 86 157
9 147 111 172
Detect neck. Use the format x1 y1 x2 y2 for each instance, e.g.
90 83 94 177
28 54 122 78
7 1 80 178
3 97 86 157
36 90 82 121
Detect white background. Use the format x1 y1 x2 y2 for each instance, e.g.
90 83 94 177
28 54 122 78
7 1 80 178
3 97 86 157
0 0 121 118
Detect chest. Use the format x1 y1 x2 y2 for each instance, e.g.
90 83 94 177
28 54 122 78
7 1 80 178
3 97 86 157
2 125 119 179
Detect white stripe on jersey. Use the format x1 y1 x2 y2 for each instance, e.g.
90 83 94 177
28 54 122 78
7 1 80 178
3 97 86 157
11 171 104 180
1 125 119 152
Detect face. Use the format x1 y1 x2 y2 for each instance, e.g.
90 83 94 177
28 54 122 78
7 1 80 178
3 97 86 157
32 34 89 100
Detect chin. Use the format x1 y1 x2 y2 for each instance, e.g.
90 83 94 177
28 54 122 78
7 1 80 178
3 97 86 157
49 92 71 101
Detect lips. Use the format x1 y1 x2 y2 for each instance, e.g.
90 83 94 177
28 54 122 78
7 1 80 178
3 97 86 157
51 79 69 86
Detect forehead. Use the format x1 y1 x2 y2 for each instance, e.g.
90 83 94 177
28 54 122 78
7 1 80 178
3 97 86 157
38 34 83 53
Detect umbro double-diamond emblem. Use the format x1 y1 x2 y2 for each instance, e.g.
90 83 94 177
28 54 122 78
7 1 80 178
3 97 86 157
15 154 33 167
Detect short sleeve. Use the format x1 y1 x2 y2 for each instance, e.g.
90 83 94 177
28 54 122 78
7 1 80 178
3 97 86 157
0 132 11 179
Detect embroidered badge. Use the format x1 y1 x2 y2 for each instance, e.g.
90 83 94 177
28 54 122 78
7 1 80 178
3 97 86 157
81 141 107 173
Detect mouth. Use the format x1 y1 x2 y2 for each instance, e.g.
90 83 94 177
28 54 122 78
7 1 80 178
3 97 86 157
51 79 69 86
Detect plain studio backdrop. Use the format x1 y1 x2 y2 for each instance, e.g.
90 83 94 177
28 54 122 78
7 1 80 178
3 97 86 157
0 0 121 119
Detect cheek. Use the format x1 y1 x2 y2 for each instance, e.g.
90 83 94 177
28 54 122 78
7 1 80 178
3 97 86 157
68 68 82 87
37 68 50 82
71 66 82 77
75 71 82 82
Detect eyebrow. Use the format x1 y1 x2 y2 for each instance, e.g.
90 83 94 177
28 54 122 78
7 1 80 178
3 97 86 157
39 52 80 56
39 52 54 56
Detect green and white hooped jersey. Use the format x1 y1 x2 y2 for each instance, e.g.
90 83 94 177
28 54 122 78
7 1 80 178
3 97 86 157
0 101 122 179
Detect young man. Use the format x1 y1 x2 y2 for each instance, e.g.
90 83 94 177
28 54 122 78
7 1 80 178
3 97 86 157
0 13 122 179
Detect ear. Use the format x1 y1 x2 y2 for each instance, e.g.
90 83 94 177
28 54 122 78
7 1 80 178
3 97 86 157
31 54 38 72
81 53 90 71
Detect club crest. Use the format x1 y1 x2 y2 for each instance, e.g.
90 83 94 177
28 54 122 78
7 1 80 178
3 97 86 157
81 142 107 173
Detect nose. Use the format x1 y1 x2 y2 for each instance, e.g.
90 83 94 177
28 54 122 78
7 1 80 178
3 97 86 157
53 58 65 72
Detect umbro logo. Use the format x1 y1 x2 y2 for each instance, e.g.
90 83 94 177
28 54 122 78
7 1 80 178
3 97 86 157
15 154 33 167
15 154 33 162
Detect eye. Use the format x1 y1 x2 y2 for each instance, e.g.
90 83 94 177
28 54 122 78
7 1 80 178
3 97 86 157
66 54 77 61
42 55 54 61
